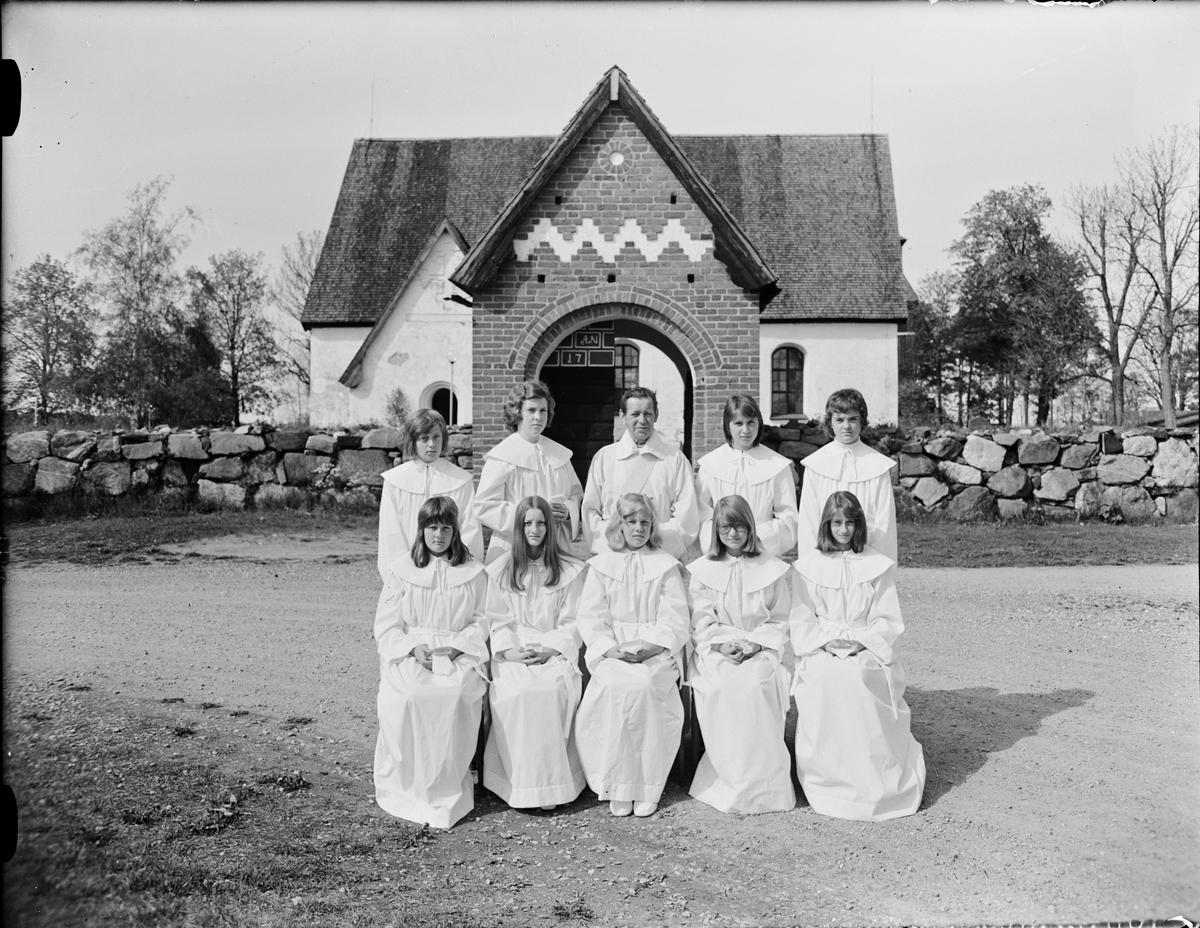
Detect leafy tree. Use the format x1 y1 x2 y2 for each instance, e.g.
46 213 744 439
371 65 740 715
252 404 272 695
950 185 1096 426
78 177 197 425
270 230 322 388
1 255 98 422
188 249 281 422
145 315 231 427
899 271 958 422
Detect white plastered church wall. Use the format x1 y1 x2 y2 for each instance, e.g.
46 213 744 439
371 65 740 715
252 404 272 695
759 322 899 426
309 232 473 429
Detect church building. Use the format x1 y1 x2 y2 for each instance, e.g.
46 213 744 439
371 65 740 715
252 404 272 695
302 67 913 481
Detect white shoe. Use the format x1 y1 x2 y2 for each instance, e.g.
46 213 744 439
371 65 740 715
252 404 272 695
609 800 633 816
540 804 556 811
633 801 658 817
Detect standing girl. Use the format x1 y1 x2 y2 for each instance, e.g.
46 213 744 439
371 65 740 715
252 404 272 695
687 495 796 814
374 496 488 829
378 408 483 579
576 493 690 818
790 491 925 821
476 380 583 564
697 394 798 558
483 496 588 810
797 388 897 561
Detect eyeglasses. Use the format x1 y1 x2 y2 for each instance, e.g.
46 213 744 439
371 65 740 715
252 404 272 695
717 524 748 536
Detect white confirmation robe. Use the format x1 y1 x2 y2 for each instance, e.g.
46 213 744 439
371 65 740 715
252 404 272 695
696 443 798 557
373 554 488 829
790 547 925 821
476 433 582 564
377 458 484 579
575 547 690 804
582 430 700 560
798 440 898 562
687 553 796 814
482 554 588 808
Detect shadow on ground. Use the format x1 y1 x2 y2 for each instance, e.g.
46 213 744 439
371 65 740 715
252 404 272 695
906 686 1094 808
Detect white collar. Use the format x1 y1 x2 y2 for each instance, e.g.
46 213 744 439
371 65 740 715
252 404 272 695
485 552 585 589
687 552 790 593
801 439 895 481
699 443 791 484
793 546 892 588
382 457 471 493
388 553 485 588
615 429 671 460
484 432 573 470
588 546 678 581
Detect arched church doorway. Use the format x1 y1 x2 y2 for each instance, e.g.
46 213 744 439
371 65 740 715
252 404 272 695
429 387 459 426
538 320 693 486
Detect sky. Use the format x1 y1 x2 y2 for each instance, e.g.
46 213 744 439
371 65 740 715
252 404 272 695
2 1 1198 300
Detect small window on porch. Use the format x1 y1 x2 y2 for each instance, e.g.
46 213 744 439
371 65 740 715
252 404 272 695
771 346 804 418
614 343 639 402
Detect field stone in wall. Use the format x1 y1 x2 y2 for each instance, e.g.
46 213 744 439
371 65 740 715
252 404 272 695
5 431 51 463
338 449 390 487
33 457 80 495
1098 454 1151 485
1122 434 1158 457
991 432 1021 448
1060 442 1097 469
1017 434 1060 466
94 435 122 462
50 430 97 462
923 436 962 460
168 433 207 460
198 479 246 509
281 452 318 486
267 430 309 452
1102 485 1156 520
1166 488 1199 519
1034 468 1080 502
3 463 36 497
161 459 190 488
963 435 1006 473
948 486 997 521
245 451 279 485
911 476 949 507
987 465 1033 499
84 461 131 496
199 457 245 482
306 434 336 455
899 453 935 478
997 498 1029 520
1151 438 1199 488
123 441 163 461
208 432 266 455
1074 481 1104 518
362 427 404 451
937 461 982 486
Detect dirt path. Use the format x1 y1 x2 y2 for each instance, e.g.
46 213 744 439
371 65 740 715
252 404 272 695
4 540 1198 925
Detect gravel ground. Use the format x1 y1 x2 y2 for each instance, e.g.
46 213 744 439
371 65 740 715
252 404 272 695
3 537 1197 925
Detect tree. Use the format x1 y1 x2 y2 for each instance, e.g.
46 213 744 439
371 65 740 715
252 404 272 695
270 230 322 388
1120 125 1199 426
1 255 98 422
188 249 281 422
899 271 958 422
1065 182 1154 425
950 185 1097 426
78 177 197 425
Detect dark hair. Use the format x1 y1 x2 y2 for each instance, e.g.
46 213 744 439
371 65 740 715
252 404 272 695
707 494 762 560
817 491 868 554
502 380 556 432
721 394 763 448
820 388 869 438
507 496 569 591
411 496 472 567
604 493 662 551
403 408 449 460
619 386 658 417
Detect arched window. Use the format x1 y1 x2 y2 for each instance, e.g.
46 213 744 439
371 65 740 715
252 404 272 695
431 387 458 425
614 342 639 401
771 346 804 418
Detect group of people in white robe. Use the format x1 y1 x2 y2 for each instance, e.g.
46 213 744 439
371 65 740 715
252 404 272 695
373 381 925 828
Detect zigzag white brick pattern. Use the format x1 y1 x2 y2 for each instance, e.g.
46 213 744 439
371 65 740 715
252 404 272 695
513 218 711 264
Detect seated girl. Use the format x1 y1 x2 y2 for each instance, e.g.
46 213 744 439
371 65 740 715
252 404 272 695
687 494 796 814
575 493 690 818
790 491 925 821
373 496 488 829
483 496 588 811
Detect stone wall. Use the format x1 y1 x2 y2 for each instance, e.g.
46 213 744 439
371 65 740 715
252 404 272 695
1 424 475 514
761 421 1199 522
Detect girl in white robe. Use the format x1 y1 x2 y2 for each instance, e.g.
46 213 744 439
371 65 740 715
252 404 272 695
697 394 798 558
790 490 925 821
687 494 796 814
377 409 484 579
576 493 690 818
477 380 583 564
483 496 588 810
374 496 488 829
798 388 897 562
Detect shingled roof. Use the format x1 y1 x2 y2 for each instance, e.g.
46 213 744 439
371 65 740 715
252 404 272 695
302 133 908 326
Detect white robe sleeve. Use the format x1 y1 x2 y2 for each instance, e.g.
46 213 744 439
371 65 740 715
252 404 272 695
657 457 701 556
577 568 620 671
852 573 903 664
745 573 792 653
485 577 520 655
865 474 898 564
447 571 490 667
695 468 717 557
640 566 691 654
539 570 585 660
797 468 823 556
756 468 799 558
688 573 724 656
581 450 609 554
475 458 516 540
374 571 418 664
457 480 485 564
377 483 407 583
